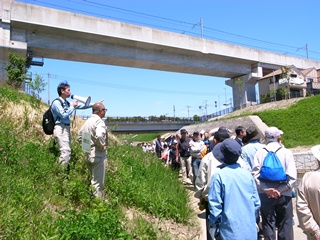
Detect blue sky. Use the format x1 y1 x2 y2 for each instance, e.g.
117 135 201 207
18 0 320 118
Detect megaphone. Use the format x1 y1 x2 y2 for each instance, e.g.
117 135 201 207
71 94 91 107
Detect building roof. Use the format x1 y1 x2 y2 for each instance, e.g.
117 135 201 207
258 69 282 81
301 67 316 76
258 65 307 81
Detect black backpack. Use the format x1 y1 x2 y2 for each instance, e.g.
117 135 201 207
42 98 63 135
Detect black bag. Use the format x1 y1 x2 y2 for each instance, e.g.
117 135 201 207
42 98 63 135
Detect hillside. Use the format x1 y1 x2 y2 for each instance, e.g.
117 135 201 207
0 84 201 239
1 84 319 239
223 98 303 118
221 98 312 153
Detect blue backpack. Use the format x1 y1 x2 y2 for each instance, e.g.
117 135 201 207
259 147 287 182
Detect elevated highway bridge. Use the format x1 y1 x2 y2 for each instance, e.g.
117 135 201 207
1 0 320 109
104 120 194 133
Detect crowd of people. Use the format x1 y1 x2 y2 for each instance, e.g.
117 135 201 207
51 81 319 240
154 126 320 240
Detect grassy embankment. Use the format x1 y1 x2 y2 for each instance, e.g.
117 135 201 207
1 83 319 239
251 96 320 148
0 84 192 239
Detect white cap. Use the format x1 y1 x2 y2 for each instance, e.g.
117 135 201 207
311 145 320 161
265 126 283 139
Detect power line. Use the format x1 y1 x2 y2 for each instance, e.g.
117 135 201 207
42 73 225 97
30 0 320 60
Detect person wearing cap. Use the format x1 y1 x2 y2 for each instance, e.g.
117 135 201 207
208 138 261 240
202 140 210 157
252 126 297 240
189 131 206 187
194 128 231 240
168 134 177 146
169 140 180 171
178 128 192 184
241 126 265 171
296 145 320 240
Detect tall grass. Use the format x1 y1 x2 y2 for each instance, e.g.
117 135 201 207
107 144 191 223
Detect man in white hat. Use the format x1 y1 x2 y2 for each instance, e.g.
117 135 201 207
296 145 320 240
252 126 297 240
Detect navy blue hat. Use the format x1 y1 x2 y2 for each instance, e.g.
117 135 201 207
219 138 242 164
180 128 188 134
213 142 224 163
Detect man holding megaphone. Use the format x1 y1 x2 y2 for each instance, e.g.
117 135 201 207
51 81 93 169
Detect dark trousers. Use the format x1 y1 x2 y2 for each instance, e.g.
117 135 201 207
205 201 213 240
259 194 293 240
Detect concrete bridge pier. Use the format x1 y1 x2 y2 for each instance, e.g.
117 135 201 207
1 0 27 81
226 65 263 109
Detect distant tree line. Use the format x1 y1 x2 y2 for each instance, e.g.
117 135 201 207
99 115 201 122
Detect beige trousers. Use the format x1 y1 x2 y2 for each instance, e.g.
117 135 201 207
86 155 106 198
54 124 71 166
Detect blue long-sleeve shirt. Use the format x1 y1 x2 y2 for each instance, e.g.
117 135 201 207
241 140 265 170
51 97 90 124
208 163 261 240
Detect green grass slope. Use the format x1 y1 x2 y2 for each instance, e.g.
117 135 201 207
0 84 193 239
252 95 320 148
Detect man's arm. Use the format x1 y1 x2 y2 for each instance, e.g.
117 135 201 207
52 99 76 120
277 150 297 193
94 120 107 150
296 173 320 238
208 173 223 227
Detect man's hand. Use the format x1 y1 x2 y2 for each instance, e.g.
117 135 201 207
209 225 218 239
72 100 78 107
264 188 280 198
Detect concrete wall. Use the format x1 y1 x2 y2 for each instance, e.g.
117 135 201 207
294 151 318 177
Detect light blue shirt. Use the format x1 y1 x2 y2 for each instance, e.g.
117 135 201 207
51 97 90 124
208 164 260 240
241 140 265 170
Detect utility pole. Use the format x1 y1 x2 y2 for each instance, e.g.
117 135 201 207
200 18 204 38
214 100 218 116
204 100 208 120
273 71 276 102
47 73 50 104
173 105 175 119
306 43 309 59
186 105 190 119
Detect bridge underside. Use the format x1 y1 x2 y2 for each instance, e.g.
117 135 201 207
8 21 256 79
